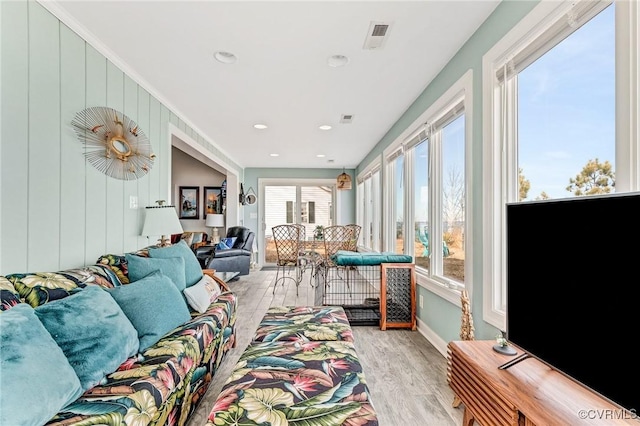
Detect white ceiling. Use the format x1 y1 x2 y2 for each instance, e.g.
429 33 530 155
50 1 500 170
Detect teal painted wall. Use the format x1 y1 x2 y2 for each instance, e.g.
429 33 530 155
243 168 355 235
0 0 540 347
357 1 539 342
0 1 241 274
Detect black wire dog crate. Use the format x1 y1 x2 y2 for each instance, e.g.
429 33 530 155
314 252 415 328
315 264 382 325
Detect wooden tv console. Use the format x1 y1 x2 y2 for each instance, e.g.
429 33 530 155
447 340 638 425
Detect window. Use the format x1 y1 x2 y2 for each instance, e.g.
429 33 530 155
300 201 315 224
391 153 405 254
357 164 381 252
483 0 639 328
285 200 295 223
384 70 472 299
441 116 465 283
286 198 319 224
413 140 429 272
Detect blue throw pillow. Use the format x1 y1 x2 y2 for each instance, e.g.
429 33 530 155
223 237 238 248
216 241 230 250
1 304 84 426
35 285 140 391
108 270 192 352
148 240 203 287
125 253 187 292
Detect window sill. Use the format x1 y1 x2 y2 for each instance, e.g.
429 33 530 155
416 270 462 308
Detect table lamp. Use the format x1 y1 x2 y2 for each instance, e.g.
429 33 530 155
205 214 225 244
141 200 183 247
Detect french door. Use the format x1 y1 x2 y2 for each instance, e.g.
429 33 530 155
259 179 337 266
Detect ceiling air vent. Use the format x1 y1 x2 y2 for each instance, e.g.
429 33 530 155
363 22 392 50
340 114 354 124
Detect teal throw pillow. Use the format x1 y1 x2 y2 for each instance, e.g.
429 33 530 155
125 253 187 292
148 240 203 287
1 304 84 426
34 285 140 391
108 270 192 352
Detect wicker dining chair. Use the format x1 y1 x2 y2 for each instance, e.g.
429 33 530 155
293 224 322 287
271 224 303 295
322 225 351 267
321 225 355 294
343 224 361 252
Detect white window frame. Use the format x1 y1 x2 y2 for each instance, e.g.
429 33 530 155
356 180 365 246
357 159 382 252
482 0 640 329
370 168 381 251
300 201 315 224
385 148 405 253
383 70 473 306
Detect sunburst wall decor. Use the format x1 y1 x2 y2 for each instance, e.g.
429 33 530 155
71 106 155 180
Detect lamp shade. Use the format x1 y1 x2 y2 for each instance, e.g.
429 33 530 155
205 214 225 228
142 205 183 237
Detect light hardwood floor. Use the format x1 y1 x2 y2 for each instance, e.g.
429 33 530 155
187 268 464 426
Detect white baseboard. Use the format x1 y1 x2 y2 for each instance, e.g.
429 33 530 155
416 318 449 358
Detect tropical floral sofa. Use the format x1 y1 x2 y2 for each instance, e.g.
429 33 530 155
207 306 379 426
0 241 237 426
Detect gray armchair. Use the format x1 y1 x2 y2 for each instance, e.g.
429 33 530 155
195 226 255 276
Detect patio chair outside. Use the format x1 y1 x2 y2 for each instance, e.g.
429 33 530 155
416 226 450 257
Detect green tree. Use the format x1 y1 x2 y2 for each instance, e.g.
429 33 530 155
566 158 615 196
518 168 530 201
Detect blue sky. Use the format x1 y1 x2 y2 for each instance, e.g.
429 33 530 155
518 3 615 199
404 4 614 221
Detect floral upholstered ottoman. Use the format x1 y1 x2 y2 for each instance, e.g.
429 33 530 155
251 305 354 343
206 340 378 426
208 306 378 426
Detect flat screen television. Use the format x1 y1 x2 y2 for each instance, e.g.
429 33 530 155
506 191 640 414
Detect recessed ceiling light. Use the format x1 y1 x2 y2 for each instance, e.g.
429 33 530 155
270 153 279 157
327 54 349 68
253 124 268 130
316 154 326 158
318 125 332 130
214 51 237 64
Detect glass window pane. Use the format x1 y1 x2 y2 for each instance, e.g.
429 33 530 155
301 185 332 233
265 186 296 263
371 170 381 252
442 115 465 283
518 4 615 201
357 181 364 245
394 155 404 254
364 178 372 249
413 140 429 272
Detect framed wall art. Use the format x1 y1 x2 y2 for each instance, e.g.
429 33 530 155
204 186 223 215
179 186 199 219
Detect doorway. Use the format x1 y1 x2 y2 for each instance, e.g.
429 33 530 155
259 179 336 266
